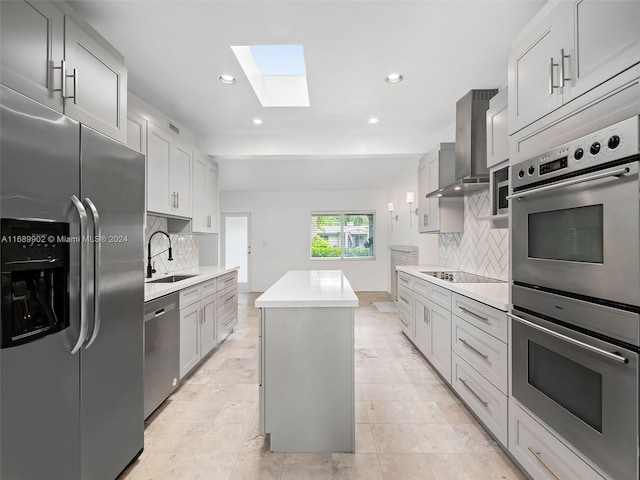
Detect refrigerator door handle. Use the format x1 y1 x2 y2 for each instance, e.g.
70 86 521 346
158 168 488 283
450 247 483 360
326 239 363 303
70 195 89 354
84 198 101 349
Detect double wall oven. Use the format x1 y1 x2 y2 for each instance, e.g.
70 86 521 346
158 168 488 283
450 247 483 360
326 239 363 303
509 116 640 480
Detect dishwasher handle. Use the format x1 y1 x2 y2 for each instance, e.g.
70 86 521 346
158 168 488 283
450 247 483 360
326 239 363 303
144 301 176 322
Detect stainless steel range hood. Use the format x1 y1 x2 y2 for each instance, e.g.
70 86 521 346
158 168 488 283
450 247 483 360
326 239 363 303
427 89 498 198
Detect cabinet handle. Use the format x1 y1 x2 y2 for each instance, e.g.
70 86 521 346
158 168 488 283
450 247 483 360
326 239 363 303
459 338 489 359
459 378 489 407
53 60 77 103
559 48 570 88
176 192 179 209
424 305 429 324
527 447 562 480
400 276 409 284
400 295 409 305
459 306 489 323
548 56 560 94
423 213 428 225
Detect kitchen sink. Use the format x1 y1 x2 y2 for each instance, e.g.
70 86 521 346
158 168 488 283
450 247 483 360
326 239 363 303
147 274 197 284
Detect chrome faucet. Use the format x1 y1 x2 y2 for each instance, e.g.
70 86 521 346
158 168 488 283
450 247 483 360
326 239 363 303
146 230 173 278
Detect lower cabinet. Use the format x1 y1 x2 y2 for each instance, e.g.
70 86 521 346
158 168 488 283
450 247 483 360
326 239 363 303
452 353 508 446
177 273 237 379
509 400 607 480
414 292 451 383
179 301 201 379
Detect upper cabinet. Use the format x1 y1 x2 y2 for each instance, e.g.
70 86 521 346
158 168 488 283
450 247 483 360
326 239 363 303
0 0 127 143
147 122 193 218
417 144 463 234
192 154 219 234
508 0 640 135
486 88 509 168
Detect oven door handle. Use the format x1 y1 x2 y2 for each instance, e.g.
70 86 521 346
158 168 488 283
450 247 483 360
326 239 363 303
506 167 630 200
507 313 629 364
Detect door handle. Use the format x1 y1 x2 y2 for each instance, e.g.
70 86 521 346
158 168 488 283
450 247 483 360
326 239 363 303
459 338 489 359
506 167 630 201
548 56 558 94
559 49 570 88
458 306 489 323
70 195 89 354
84 198 101 349
507 313 629 364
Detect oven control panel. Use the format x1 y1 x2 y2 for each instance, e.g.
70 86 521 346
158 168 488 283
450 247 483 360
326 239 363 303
511 116 639 191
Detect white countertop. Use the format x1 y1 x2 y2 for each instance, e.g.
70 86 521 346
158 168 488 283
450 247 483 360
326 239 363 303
396 265 509 311
144 265 239 302
255 270 359 308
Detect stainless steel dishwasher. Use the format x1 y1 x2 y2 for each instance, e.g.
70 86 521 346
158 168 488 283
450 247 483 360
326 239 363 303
144 293 179 419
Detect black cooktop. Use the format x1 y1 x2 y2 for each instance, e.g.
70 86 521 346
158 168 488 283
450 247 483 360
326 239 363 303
420 271 505 284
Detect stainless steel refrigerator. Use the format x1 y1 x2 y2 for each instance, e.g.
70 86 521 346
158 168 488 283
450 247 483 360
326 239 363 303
0 84 145 480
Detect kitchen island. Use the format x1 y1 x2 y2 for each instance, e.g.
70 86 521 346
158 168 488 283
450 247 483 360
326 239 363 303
255 270 359 452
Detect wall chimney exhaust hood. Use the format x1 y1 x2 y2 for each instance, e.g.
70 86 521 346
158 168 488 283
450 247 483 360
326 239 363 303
427 89 498 198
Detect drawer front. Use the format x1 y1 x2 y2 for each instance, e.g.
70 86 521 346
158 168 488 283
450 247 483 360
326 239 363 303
179 285 201 308
451 293 507 342
398 271 415 291
452 315 508 393
199 279 217 298
397 285 413 313
216 284 238 316
452 353 508 447
414 278 451 310
216 271 238 292
509 400 607 480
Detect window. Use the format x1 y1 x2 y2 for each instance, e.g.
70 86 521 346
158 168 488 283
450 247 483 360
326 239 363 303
311 213 375 259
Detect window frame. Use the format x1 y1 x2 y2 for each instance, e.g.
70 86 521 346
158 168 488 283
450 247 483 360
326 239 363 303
310 211 376 261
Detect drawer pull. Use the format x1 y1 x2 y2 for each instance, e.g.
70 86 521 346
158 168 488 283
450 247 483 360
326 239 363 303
424 305 429 324
459 306 489 323
459 378 489 407
459 338 489 359
400 315 409 327
527 447 562 480
223 294 235 304
400 295 410 305
399 276 409 284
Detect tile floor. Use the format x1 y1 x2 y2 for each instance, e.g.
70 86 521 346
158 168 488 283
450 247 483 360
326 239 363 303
119 291 526 480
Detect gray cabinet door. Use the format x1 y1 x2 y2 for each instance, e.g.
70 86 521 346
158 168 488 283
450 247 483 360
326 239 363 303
486 88 509 168
508 1 572 134
147 123 173 215
63 16 127 143
417 159 430 233
199 295 217 357
0 0 64 112
565 0 640 102
429 301 452 383
413 295 432 357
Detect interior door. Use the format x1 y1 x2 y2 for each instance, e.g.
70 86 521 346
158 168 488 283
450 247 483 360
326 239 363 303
222 212 251 291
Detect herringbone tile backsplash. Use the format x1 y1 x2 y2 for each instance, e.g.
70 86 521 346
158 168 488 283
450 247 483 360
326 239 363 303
439 191 509 281
145 215 199 275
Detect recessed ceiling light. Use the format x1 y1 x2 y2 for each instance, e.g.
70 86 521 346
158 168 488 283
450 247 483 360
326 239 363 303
454 186 461 191
217 74 236 84
252 118 263 125
386 73 403 84
437 193 443 197
368 117 379 124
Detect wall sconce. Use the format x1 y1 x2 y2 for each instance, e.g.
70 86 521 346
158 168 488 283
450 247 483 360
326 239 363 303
405 192 418 227
388 202 398 230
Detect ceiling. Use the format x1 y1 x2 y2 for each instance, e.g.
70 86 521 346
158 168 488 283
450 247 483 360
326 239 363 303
67 0 544 162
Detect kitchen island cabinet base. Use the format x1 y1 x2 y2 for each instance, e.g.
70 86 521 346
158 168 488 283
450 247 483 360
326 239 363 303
259 306 355 453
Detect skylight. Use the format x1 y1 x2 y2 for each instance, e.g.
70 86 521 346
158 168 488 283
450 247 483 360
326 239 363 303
231 44 310 107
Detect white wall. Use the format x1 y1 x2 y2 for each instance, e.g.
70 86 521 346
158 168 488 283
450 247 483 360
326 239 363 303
221 190 391 292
